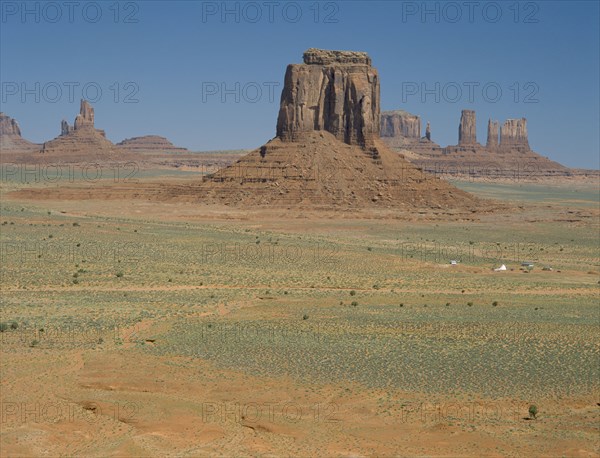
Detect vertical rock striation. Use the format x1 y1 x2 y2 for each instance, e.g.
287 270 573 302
276 48 380 148
458 109 477 145
486 119 499 149
380 111 421 140
500 118 529 150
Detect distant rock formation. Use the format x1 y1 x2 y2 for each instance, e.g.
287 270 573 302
276 48 380 148
500 118 529 151
188 48 478 210
40 99 119 161
381 111 421 140
0 112 39 153
486 119 499 149
117 135 188 153
383 109 569 179
380 110 442 157
458 109 477 146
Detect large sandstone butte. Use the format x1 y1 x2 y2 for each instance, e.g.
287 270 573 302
39 99 121 161
382 109 569 179
0 112 39 154
117 135 188 154
276 48 380 148
173 49 478 210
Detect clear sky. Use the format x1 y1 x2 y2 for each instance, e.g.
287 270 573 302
1 0 598 168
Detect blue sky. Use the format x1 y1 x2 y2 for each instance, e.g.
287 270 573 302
1 0 598 168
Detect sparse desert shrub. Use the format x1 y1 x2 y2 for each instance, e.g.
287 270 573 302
351 301 358 307
10 322 18 330
446 302 450 306
350 290 356 296
399 303 404 307
0 323 8 332
116 271 124 278
303 314 309 320
467 302 473 306
30 340 39 347
528 405 538 419
492 301 499 306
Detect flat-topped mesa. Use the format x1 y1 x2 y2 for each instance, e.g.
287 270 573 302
380 111 421 139
458 109 477 145
500 118 529 150
486 119 499 149
276 48 380 148
303 48 372 66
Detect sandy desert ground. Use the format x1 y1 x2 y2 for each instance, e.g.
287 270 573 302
0 165 598 457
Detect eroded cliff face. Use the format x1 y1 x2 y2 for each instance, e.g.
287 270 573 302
380 111 421 139
486 119 499 149
458 109 477 145
500 118 529 150
276 48 380 148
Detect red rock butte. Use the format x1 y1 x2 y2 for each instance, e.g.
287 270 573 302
39 99 122 162
161 48 480 210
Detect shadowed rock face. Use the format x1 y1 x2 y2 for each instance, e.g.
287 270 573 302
276 48 380 148
458 109 477 145
500 118 529 150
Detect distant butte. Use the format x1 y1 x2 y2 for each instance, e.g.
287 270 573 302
0 112 39 154
117 135 188 154
40 99 122 162
381 109 570 179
